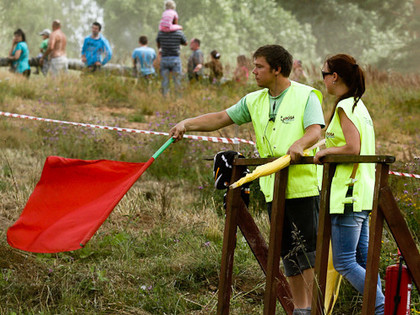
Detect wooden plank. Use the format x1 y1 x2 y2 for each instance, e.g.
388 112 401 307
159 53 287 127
263 168 288 315
379 185 420 289
217 163 246 315
234 155 395 166
236 201 294 314
361 163 387 314
312 163 336 315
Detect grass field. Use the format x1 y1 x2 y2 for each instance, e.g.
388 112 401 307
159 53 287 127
0 68 419 314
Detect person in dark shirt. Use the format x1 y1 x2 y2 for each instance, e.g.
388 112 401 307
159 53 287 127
156 30 187 96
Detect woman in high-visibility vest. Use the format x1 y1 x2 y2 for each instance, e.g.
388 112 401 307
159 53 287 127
314 54 385 314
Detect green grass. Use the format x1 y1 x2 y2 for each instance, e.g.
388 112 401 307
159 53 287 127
0 68 419 314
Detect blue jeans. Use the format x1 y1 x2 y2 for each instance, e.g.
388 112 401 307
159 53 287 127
331 210 385 314
160 56 182 96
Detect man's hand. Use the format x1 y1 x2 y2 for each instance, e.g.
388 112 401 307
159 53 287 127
95 61 101 66
81 55 87 63
193 64 202 73
169 121 187 142
287 142 304 162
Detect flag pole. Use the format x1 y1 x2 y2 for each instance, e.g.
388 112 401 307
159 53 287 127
152 137 175 159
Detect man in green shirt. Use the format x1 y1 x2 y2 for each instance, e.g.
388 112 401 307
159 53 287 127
170 45 324 314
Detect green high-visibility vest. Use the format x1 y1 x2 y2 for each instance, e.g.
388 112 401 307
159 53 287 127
326 97 376 213
246 81 323 201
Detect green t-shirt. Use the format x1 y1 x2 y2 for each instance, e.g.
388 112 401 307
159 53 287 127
226 88 325 129
40 39 49 53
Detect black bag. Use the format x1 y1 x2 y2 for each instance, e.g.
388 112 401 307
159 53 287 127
213 151 250 208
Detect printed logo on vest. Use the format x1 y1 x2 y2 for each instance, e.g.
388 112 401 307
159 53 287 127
326 132 335 138
280 115 295 124
363 116 373 127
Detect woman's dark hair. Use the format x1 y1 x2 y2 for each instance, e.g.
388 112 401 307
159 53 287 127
13 29 26 42
210 50 220 59
326 54 365 116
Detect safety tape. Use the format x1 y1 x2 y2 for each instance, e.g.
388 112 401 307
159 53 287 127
0 111 255 145
388 171 420 179
1 111 419 179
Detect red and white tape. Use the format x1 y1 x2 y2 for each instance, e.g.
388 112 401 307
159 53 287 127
0 111 255 146
1 111 419 179
388 170 420 179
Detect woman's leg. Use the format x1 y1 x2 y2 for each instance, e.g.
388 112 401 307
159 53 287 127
331 210 384 314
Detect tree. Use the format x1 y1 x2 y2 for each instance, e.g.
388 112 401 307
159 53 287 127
277 0 418 71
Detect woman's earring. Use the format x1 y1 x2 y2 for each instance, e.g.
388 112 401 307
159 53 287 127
332 81 336 85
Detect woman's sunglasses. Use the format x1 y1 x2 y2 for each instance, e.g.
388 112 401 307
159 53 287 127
321 71 334 78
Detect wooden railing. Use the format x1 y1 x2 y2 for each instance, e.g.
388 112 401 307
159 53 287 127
217 155 420 315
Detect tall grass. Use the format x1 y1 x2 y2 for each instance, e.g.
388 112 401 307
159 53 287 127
0 68 419 314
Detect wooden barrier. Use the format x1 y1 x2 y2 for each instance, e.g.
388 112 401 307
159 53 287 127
217 155 420 314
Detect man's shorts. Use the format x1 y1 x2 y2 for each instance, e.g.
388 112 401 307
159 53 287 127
267 195 319 277
50 56 68 76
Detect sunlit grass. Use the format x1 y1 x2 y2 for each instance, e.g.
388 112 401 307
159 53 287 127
0 68 419 313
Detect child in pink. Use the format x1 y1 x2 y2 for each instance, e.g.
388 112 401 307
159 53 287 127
159 0 183 32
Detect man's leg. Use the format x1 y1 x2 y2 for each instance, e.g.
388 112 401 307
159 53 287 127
281 196 319 311
160 58 170 96
288 268 313 308
172 57 182 96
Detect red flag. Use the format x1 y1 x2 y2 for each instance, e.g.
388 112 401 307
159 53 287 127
7 156 154 253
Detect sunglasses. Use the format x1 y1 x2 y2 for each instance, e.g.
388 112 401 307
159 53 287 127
321 70 334 79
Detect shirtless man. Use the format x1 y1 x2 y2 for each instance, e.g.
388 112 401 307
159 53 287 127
40 20 68 76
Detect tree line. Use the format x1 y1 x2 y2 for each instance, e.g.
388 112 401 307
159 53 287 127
0 0 418 72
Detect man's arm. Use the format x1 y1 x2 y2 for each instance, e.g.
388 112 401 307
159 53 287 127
193 51 203 73
101 37 112 65
287 124 322 161
81 38 87 63
170 110 234 142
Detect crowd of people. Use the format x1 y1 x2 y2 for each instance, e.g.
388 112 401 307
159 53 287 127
6 0 256 95
5 1 385 314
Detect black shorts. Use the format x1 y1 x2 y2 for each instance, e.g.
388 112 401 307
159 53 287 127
267 195 319 277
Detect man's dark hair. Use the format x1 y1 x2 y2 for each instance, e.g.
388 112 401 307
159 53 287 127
139 36 148 45
192 38 200 46
92 21 102 31
14 29 26 42
253 45 293 77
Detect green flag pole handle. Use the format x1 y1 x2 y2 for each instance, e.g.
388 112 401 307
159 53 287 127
152 137 175 159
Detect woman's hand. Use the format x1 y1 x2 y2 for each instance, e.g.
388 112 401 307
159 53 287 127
314 149 328 164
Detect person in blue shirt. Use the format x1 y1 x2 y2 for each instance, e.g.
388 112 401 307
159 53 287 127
8 29 31 78
81 22 112 72
132 36 157 79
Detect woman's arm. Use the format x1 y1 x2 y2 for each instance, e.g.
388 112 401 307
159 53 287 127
314 108 360 164
8 41 19 60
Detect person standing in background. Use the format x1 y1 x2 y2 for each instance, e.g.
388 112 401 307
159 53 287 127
204 50 223 84
40 20 68 76
37 29 50 75
233 55 249 84
156 26 187 96
132 36 157 80
8 29 31 78
187 38 204 82
81 21 113 72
